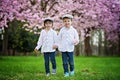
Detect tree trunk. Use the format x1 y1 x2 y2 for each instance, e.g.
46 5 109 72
118 35 120 56
84 36 92 56
75 44 80 56
2 27 8 55
0 39 3 55
98 30 102 56
104 34 109 56
12 49 16 56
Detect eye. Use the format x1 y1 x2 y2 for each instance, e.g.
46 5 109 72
64 20 66 22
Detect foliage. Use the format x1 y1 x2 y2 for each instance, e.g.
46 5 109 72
0 0 120 41
7 20 39 53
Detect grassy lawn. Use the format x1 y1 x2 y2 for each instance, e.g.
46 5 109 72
0 56 120 80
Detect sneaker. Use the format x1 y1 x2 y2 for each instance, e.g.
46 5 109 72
64 72 69 77
46 73 50 77
70 71 74 76
52 69 56 74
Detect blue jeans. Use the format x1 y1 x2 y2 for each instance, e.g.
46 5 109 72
43 52 56 74
62 52 74 73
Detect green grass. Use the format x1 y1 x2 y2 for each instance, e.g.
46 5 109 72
0 56 120 80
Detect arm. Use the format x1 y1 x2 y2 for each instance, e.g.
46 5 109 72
73 29 79 45
53 29 63 49
53 31 58 49
57 29 62 45
35 30 43 51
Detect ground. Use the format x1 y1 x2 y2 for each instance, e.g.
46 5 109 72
0 56 120 80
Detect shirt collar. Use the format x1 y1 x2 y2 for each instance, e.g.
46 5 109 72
44 28 53 33
64 26 73 30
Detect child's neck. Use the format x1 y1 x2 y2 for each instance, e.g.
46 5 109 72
45 27 51 32
65 25 71 29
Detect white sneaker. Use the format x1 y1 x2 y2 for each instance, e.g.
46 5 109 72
46 73 50 77
52 69 56 74
64 72 69 77
70 71 74 76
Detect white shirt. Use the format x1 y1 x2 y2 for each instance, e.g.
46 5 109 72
35 29 58 53
58 26 79 52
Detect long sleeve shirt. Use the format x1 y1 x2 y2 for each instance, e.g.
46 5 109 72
58 26 79 52
35 29 58 53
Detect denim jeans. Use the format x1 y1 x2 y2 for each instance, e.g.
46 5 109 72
43 52 56 74
62 52 74 73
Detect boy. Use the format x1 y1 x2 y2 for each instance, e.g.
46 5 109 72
58 14 79 77
34 17 58 77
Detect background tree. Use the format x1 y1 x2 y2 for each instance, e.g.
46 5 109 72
0 0 120 56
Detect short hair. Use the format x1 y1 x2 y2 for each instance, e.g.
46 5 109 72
44 20 53 26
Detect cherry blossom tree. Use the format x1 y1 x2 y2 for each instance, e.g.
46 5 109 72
0 0 120 55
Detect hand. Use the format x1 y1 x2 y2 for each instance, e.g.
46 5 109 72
53 45 58 49
73 40 79 45
34 48 39 54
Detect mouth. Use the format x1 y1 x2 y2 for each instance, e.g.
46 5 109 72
66 24 70 25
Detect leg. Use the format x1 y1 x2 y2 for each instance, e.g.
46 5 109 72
62 52 69 73
50 52 56 74
44 52 50 74
50 52 56 69
68 52 74 72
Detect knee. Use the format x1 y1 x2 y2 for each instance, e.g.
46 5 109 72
63 62 68 65
51 61 56 64
45 61 49 65
69 62 74 66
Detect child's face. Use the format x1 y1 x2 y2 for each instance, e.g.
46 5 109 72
63 18 72 28
44 21 53 28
